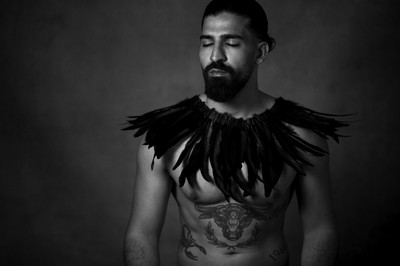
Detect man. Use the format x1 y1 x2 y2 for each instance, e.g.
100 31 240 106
123 0 346 265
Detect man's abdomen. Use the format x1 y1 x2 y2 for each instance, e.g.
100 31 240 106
175 196 291 266
176 227 289 266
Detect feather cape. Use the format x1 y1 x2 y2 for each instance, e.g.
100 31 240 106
122 95 348 202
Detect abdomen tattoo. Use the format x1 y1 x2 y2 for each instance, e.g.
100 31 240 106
179 224 207 260
195 202 286 249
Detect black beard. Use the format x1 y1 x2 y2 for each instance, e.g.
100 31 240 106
202 62 252 102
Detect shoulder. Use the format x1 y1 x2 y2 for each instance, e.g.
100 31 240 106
137 136 151 160
136 135 169 173
272 97 347 145
289 124 329 151
264 95 328 145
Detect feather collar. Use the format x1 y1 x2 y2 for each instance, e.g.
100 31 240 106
123 95 347 202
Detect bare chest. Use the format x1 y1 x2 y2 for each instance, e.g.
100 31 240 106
166 139 297 206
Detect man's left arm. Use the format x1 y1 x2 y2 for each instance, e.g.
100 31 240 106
294 127 339 266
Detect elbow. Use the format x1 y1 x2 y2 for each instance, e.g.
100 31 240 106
124 231 159 250
303 225 339 255
125 222 161 246
301 226 339 266
303 221 339 252
304 223 338 243
303 215 338 238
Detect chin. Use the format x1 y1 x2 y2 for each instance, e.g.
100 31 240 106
205 89 240 102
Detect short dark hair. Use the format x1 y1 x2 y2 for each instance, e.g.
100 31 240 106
201 0 276 52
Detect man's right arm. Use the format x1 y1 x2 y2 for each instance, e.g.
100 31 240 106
124 137 172 266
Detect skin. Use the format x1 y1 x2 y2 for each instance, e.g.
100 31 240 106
124 12 338 266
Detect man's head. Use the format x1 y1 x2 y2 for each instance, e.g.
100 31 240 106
201 0 275 51
199 0 275 102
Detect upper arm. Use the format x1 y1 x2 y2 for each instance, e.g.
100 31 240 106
293 127 337 234
125 137 173 240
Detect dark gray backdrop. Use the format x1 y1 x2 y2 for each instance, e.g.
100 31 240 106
1 0 399 265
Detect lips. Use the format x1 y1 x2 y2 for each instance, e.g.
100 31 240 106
208 68 228 76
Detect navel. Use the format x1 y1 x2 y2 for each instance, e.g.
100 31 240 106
225 250 239 255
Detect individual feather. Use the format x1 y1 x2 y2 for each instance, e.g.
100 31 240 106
234 168 255 197
199 120 213 183
244 129 263 185
178 139 203 187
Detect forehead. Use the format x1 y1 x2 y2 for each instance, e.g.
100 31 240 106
201 12 252 37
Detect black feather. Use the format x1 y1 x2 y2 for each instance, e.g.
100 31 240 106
123 95 349 202
178 140 203 187
199 120 213 183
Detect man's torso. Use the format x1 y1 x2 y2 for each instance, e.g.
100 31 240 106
165 137 297 266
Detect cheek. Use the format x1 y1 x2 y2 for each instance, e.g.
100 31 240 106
229 51 256 70
199 49 209 68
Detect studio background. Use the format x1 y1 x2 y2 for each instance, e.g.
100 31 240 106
1 0 399 265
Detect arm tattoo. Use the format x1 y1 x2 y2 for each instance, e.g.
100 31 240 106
179 224 207 260
195 202 287 249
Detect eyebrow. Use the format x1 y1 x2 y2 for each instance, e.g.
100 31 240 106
200 34 244 40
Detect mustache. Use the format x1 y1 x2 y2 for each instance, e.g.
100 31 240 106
204 62 234 74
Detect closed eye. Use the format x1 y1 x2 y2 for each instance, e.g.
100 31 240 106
201 43 213 47
226 43 240 47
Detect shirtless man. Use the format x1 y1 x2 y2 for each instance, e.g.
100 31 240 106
123 0 340 265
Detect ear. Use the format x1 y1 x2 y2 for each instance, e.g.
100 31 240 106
255 41 268 64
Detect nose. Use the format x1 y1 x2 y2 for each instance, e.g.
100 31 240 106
210 44 227 63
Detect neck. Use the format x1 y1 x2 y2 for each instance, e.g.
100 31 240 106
202 72 272 119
